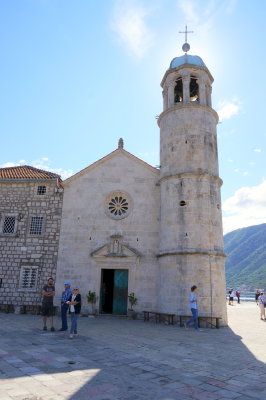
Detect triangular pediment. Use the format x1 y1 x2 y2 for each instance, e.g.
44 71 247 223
63 147 159 185
91 243 141 258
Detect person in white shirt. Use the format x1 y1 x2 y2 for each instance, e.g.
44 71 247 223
228 288 234 305
184 285 199 330
258 292 266 321
67 288 81 338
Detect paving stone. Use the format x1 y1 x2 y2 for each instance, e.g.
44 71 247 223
0 303 265 399
236 390 265 399
214 388 243 398
198 383 220 392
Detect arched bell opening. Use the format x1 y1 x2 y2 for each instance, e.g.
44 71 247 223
190 76 199 102
174 77 183 103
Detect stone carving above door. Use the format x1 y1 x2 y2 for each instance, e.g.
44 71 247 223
91 235 141 259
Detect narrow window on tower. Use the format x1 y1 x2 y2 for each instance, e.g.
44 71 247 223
190 76 199 102
174 77 183 103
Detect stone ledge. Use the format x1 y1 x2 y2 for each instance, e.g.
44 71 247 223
157 249 226 257
159 171 223 186
157 103 219 126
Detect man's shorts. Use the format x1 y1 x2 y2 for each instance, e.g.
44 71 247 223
41 303 54 317
229 297 234 302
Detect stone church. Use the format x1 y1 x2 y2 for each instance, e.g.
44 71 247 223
55 45 227 324
0 43 227 325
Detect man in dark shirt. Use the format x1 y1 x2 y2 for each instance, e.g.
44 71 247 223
41 277 55 331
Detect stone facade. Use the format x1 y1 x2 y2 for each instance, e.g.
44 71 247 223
55 150 160 314
0 169 63 313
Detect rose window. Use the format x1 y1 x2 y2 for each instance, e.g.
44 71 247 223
109 196 128 216
105 191 132 220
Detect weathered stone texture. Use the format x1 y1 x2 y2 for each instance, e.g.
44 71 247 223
0 181 63 310
55 151 160 313
158 63 227 325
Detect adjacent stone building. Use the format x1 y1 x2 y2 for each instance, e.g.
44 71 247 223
0 166 63 313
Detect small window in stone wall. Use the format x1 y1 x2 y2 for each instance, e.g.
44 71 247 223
29 216 44 235
37 185 46 195
20 267 38 290
3 216 16 234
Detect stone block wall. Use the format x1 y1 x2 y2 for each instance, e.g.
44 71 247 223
55 151 160 314
0 181 63 312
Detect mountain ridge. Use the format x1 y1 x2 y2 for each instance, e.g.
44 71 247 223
224 223 266 290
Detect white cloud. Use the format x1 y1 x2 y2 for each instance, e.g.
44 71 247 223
177 0 214 37
243 171 249 176
227 159 234 163
217 99 240 121
226 0 238 14
222 180 266 233
0 162 17 168
204 0 217 16
110 0 154 58
253 148 262 153
177 0 199 25
0 158 74 180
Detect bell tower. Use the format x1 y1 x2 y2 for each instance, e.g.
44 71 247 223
157 32 227 325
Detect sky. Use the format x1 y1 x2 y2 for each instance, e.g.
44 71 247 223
0 0 265 234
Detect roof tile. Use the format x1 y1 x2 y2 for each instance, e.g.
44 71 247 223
0 165 62 182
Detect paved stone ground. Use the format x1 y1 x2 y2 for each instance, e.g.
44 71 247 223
0 302 265 400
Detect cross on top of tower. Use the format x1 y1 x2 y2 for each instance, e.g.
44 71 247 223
179 25 194 53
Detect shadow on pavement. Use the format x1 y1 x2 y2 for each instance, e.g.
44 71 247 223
0 313 265 400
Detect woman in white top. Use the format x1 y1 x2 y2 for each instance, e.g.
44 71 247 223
258 292 266 321
67 288 81 338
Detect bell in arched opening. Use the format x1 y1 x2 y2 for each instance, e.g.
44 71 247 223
190 76 199 102
174 77 183 103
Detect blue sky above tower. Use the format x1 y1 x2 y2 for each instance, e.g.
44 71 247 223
0 0 265 233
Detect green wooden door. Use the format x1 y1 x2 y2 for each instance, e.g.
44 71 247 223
112 269 128 315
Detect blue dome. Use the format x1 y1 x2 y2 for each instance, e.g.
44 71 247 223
169 54 206 69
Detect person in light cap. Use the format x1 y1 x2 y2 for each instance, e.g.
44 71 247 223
59 282 72 331
67 287 81 338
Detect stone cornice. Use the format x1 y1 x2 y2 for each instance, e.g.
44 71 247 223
157 103 219 127
157 249 226 258
159 172 223 186
161 64 214 87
